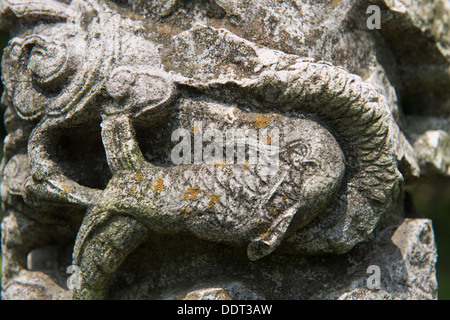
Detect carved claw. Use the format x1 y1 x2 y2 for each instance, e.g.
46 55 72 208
23 175 102 208
247 203 300 261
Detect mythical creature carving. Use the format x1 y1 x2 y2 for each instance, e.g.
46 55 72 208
1 0 441 300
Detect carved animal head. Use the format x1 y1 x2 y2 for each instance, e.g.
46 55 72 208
1 0 175 122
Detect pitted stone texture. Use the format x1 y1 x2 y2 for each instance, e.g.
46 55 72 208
0 0 444 300
338 219 438 300
101 216 437 300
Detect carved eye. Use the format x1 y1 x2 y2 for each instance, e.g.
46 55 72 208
294 142 309 158
28 43 73 89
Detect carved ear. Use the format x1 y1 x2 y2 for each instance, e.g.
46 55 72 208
0 0 71 31
1 36 48 120
105 66 177 118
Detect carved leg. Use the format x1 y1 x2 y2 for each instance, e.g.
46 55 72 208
23 175 102 208
71 207 149 299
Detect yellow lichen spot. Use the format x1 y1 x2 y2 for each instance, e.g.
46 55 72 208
181 187 203 200
135 172 143 182
263 133 272 144
259 231 270 239
60 184 73 194
181 208 192 218
253 114 270 129
215 159 226 167
192 125 199 135
331 0 339 7
243 162 250 170
153 177 165 194
208 193 221 208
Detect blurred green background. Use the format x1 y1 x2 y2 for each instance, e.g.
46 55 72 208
0 30 448 299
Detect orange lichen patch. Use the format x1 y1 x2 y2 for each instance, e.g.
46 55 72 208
259 231 270 239
262 133 272 144
60 184 73 194
135 172 143 182
153 178 165 194
181 187 203 200
214 159 226 167
331 0 340 7
191 125 200 135
253 114 270 129
243 162 250 170
215 291 232 300
158 25 184 39
208 193 221 208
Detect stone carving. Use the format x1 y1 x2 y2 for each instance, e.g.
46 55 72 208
0 0 446 300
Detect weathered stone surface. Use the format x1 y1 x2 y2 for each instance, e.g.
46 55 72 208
413 130 450 176
0 0 445 300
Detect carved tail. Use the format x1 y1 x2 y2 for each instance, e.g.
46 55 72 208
71 207 148 299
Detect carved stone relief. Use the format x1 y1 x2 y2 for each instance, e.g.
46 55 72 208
0 0 447 299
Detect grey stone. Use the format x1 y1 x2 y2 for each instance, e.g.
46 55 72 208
0 0 446 300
